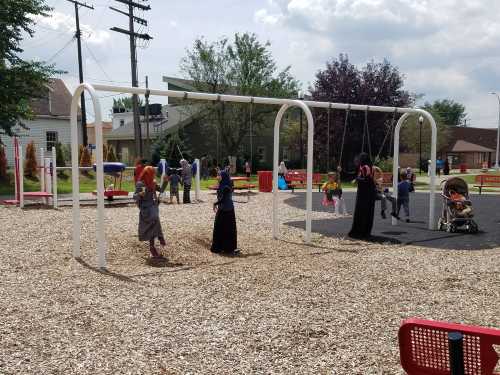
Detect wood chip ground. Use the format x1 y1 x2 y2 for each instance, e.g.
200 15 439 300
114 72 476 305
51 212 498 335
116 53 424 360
1 192 499 374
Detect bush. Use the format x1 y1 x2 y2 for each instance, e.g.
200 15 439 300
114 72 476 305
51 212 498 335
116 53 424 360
80 145 92 169
55 142 67 178
0 145 7 181
376 157 393 172
24 141 38 179
107 145 117 162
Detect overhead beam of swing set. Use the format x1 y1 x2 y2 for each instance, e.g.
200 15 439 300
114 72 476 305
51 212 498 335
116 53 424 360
91 84 424 115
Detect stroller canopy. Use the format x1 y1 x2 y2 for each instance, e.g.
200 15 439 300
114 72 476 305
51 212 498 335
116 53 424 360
443 177 469 196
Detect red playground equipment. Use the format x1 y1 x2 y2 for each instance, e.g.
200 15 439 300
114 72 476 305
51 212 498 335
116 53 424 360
399 318 500 374
2 137 57 208
92 162 129 200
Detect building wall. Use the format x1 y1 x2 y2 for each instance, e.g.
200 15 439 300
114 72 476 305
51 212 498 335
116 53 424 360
4 117 80 167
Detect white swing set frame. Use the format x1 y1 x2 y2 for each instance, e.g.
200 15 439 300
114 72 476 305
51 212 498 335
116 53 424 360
70 83 437 268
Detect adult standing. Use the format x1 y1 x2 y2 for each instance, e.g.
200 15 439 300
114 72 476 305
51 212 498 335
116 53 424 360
180 158 192 204
444 158 450 175
278 161 288 177
348 153 376 239
211 170 239 255
133 166 166 259
244 160 251 178
201 155 209 180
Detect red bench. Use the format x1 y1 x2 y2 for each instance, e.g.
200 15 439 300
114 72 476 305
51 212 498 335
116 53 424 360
285 171 323 192
208 184 256 191
399 318 500 374
474 175 500 194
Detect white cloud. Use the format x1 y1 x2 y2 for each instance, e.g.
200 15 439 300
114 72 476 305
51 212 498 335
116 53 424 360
254 0 500 127
254 9 282 26
33 11 111 45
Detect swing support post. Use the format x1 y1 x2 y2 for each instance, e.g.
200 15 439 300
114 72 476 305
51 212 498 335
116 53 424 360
392 111 437 230
273 102 315 243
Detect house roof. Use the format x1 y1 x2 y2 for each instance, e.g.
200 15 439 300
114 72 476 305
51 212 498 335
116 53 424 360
443 127 498 152
162 76 197 91
87 121 113 129
29 78 76 118
451 140 496 153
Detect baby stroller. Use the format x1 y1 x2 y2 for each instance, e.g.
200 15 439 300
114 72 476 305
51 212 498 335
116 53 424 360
438 177 478 234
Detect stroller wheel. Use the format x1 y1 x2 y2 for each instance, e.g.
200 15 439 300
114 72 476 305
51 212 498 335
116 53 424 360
438 218 445 231
469 222 479 234
447 223 457 233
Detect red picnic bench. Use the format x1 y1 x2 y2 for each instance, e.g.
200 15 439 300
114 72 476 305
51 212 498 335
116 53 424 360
209 176 256 191
474 175 500 194
399 318 500 374
285 171 323 192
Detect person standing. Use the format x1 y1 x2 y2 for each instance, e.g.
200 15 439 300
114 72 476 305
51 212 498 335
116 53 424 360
133 166 166 259
278 161 288 177
444 158 450 175
201 156 209 180
245 160 251 178
211 170 239 255
180 159 192 204
348 153 376 239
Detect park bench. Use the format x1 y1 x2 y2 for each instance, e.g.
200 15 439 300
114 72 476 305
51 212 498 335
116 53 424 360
399 318 500 375
208 183 256 191
474 175 500 194
285 171 323 192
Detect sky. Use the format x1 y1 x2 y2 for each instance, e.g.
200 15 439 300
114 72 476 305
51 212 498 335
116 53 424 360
20 0 500 127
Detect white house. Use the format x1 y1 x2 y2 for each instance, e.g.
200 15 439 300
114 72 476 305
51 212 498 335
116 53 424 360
4 78 81 167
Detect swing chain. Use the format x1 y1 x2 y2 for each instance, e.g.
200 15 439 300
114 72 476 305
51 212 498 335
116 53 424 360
339 104 350 167
375 107 398 163
327 103 332 171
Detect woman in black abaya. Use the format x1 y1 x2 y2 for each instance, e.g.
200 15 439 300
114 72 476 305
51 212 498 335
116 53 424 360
348 153 376 239
211 170 239 255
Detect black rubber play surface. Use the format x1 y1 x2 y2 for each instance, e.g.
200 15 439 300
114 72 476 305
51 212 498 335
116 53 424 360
283 192 500 250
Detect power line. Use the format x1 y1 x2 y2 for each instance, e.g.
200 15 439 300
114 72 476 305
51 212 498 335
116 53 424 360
46 37 75 62
83 41 113 82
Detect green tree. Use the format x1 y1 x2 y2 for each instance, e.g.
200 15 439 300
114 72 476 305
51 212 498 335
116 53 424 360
423 99 467 127
180 33 299 157
55 142 66 178
112 96 143 112
400 110 450 155
0 0 58 137
107 145 117 162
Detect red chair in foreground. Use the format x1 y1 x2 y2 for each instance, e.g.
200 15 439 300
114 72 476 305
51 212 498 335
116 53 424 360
399 318 500 374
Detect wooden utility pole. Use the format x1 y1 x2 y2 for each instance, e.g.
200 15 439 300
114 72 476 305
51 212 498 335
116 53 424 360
110 0 152 158
67 0 94 146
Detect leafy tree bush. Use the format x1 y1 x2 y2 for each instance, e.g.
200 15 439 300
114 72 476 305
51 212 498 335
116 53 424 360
310 54 413 172
107 145 117 162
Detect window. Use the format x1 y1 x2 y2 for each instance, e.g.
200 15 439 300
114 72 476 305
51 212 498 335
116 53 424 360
46 131 58 151
119 119 125 127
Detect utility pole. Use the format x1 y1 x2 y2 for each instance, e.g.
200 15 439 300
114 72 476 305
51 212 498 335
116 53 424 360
145 75 150 159
110 0 152 159
67 0 93 146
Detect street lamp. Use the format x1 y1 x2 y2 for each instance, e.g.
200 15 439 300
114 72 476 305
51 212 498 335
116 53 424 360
419 115 424 175
298 90 304 169
489 92 500 170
